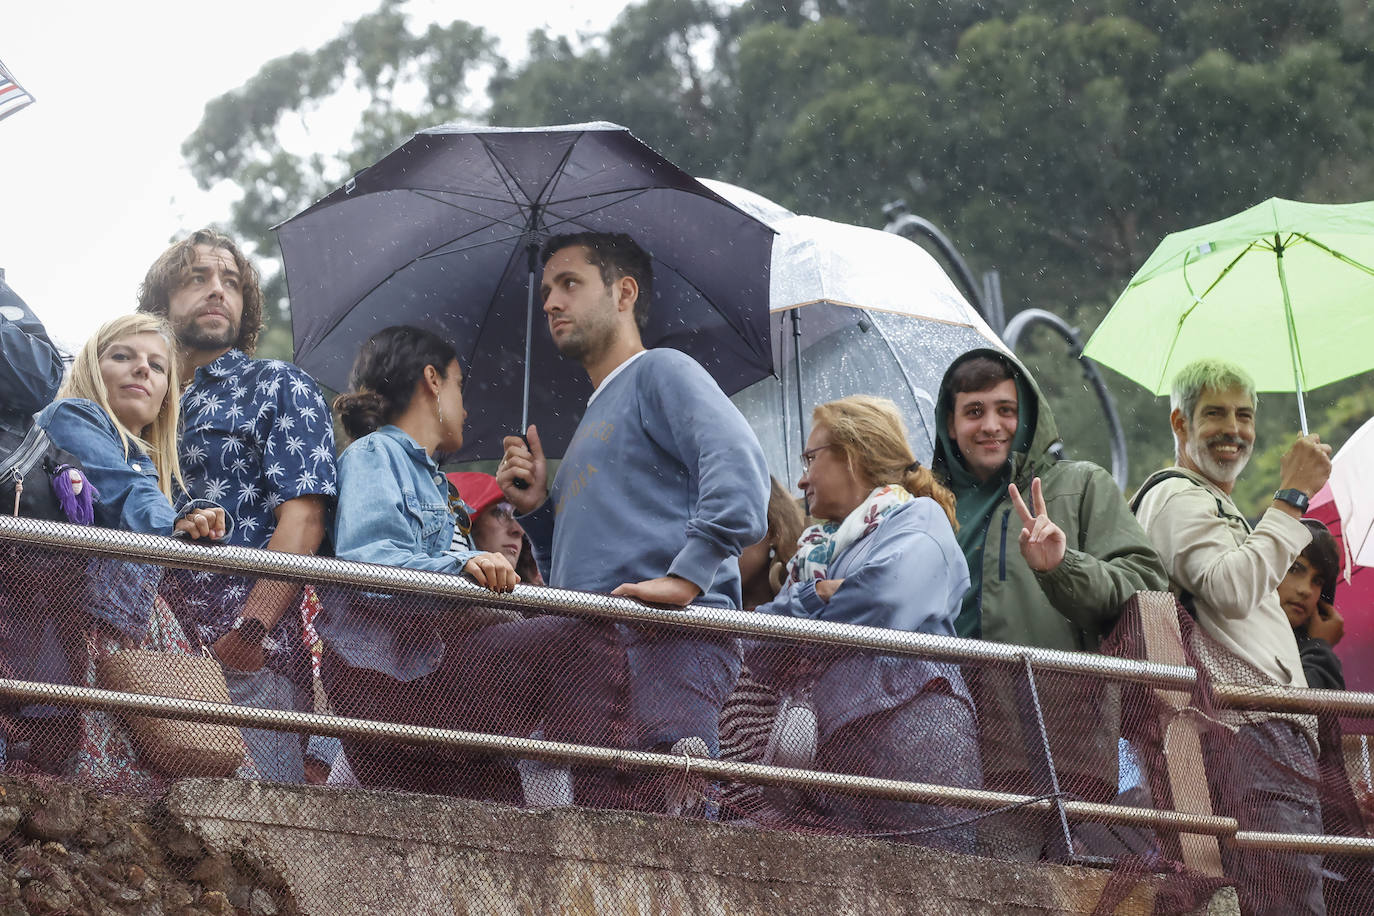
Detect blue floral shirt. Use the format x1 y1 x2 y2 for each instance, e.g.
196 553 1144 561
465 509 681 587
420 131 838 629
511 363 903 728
170 349 336 676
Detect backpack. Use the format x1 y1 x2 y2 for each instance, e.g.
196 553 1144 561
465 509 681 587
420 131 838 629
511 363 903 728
0 421 96 524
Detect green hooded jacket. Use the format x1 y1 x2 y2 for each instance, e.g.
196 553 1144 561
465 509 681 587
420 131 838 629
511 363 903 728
932 349 1168 787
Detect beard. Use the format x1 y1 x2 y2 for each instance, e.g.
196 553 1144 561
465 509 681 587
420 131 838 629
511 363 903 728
172 311 240 352
1185 433 1252 485
550 291 619 364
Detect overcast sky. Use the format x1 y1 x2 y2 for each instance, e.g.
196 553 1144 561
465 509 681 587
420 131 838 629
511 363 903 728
0 1 632 351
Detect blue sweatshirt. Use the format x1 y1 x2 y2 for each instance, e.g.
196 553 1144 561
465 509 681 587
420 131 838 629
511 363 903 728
520 348 769 752
521 348 769 607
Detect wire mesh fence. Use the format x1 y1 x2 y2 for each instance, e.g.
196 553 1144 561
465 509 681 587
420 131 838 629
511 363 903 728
1 515 1372 914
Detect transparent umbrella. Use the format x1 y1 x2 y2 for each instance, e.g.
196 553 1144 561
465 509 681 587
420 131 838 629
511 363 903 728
702 180 1006 487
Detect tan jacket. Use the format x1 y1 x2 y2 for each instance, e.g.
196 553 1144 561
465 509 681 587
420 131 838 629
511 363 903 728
1134 467 1310 689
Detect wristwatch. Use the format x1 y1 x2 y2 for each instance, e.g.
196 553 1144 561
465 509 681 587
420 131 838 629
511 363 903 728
1273 488 1311 513
230 616 269 648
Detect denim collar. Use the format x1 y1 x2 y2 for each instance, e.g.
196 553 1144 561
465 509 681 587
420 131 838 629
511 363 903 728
374 424 440 473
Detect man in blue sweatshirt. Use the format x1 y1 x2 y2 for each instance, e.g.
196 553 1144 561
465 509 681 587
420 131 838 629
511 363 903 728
498 231 769 809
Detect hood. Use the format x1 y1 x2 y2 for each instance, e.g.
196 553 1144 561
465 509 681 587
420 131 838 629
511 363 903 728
932 347 1062 491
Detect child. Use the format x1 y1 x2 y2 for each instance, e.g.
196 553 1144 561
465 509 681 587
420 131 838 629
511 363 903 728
1279 519 1344 690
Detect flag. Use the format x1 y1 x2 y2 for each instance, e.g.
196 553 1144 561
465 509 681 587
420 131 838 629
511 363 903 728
0 57 36 123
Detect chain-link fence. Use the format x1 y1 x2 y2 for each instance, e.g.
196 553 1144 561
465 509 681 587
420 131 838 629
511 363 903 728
2 515 1372 914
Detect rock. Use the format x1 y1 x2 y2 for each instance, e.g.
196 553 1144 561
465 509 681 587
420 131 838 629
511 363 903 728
161 823 205 860
199 890 234 915
39 841 68 860
127 821 160 858
226 875 252 910
189 854 228 891
0 805 21 839
128 864 148 886
163 882 196 910
249 887 278 915
21 785 85 842
11 845 43 881
20 881 71 915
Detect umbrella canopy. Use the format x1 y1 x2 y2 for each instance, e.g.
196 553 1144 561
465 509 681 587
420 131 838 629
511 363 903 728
1084 197 1374 431
1327 414 1374 571
700 180 1005 485
277 122 775 460
1309 486 1374 720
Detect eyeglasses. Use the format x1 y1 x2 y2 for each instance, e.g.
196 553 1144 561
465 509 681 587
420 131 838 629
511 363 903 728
800 443 839 470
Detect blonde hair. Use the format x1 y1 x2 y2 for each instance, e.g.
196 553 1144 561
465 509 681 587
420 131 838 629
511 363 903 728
812 395 958 528
60 314 185 501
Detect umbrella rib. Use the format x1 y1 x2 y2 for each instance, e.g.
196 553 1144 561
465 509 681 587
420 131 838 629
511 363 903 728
857 311 936 449
1191 241 1264 307
475 136 538 230
1289 233 1374 278
1155 240 1265 391
408 190 537 235
297 228 529 353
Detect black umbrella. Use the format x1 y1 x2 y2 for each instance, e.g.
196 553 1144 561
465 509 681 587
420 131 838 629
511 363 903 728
276 121 775 460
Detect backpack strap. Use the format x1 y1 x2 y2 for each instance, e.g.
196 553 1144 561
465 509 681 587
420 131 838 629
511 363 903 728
1128 468 1231 619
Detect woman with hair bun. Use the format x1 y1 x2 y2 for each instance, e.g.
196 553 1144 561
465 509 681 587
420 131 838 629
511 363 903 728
322 325 624 801
747 395 981 847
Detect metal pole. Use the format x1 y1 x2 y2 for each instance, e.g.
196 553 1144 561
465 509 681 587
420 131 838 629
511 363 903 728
520 232 539 433
1010 655 1074 862
0 676 1236 836
1274 234 1309 435
12 520 1374 717
1001 308 1131 492
0 517 1198 689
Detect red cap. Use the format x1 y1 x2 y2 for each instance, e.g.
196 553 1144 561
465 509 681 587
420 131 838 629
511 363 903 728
446 471 505 519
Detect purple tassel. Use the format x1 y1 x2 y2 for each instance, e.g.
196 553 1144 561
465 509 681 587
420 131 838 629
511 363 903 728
52 464 98 525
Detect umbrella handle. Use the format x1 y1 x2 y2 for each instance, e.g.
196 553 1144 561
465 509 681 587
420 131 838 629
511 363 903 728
510 434 531 490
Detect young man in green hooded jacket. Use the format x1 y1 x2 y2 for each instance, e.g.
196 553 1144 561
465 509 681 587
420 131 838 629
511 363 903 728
931 349 1168 860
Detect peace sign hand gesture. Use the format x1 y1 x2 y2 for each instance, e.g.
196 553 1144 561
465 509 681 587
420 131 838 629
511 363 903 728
1009 477 1067 572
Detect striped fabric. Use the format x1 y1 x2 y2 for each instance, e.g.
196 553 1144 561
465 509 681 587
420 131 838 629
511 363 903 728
0 57 35 123
0 57 34 122
716 666 781 818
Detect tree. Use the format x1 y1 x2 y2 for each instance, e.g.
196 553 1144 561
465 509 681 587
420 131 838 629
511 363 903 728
186 0 1374 504
182 1 498 358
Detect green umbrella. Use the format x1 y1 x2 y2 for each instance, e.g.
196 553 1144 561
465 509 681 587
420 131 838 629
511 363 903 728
1083 197 1374 433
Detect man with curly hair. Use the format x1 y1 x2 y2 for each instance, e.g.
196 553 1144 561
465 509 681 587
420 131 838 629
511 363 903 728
137 229 336 782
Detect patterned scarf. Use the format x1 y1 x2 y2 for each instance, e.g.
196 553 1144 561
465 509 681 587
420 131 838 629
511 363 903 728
786 485 912 585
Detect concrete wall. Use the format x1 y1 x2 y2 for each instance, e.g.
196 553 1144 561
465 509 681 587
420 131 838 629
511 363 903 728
161 780 1238 916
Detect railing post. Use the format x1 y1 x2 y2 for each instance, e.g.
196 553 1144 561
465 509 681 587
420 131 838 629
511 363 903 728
1011 654 1074 862
1136 592 1224 877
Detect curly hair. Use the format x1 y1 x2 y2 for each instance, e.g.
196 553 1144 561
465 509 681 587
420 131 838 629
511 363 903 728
136 228 264 356
812 395 958 528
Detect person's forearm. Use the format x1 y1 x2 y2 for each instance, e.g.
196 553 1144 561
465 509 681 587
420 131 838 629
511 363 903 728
241 508 326 628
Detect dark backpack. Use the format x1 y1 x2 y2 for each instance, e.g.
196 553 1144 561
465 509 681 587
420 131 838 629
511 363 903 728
0 422 95 524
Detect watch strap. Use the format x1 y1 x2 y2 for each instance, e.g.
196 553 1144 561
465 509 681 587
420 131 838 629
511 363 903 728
1273 488 1311 513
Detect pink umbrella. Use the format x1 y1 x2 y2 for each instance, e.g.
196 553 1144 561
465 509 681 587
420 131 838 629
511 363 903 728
1309 486 1374 734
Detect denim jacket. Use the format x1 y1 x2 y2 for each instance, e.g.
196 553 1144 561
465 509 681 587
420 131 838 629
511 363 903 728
320 426 482 681
34 399 232 640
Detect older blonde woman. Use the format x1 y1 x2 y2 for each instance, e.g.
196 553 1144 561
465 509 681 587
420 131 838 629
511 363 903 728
748 395 980 849
31 313 237 784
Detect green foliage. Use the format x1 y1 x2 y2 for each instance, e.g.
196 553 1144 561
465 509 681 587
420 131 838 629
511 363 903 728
185 0 1374 504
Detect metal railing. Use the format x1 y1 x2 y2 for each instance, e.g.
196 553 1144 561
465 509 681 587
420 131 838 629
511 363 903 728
2 515 1372 859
